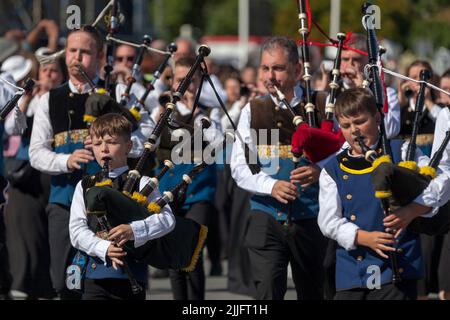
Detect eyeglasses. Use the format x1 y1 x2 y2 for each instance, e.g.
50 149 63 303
115 56 135 63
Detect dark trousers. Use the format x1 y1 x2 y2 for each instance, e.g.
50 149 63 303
0 204 12 297
4 170 54 298
418 233 443 295
46 203 80 299
244 210 327 300
438 232 450 292
334 280 418 300
169 201 211 300
82 279 146 300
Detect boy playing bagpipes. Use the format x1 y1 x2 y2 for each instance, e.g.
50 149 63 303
69 114 175 300
318 88 447 299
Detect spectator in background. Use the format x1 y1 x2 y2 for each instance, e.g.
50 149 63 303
4 53 66 300
240 65 257 86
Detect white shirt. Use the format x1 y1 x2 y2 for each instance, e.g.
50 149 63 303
318 142 447 251
0 73 16 107
29 79 155 175
69 166 176 263
4 94 40 136
221 100 243 132
230 85 305 196
199 74 227 109
408 98 442 122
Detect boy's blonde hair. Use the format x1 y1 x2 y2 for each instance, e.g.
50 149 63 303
90 113 132 140
335 87 377 119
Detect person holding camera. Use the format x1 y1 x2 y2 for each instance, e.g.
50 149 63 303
398 60 441 157
3 53 67 299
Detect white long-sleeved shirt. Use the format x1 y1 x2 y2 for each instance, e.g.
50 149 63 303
318 142 449 251
230 85 305 196
220 100 244 132
29 80 156 175
0 73 16 107
69 166 175 263
199 74 227 109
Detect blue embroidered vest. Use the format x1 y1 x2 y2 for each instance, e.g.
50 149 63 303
248 96 318 221
324 140 423 290
48 83 99 206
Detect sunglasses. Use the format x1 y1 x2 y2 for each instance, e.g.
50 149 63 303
115 56 135 63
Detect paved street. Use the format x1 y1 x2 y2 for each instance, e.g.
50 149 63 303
148 259 297 300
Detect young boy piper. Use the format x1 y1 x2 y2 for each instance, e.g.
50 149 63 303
69 114 175 300
318 87 442 300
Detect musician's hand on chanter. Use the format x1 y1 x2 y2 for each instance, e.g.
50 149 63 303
67 149 94 170
108 224 135 247
290 164 320 188
271 180 298 204
107 244 126 270
384 202 432 238
355 230 396 259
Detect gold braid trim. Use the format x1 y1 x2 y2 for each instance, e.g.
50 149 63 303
375 190 392 199
129 107 142 122
398 161 418 172
83 114 97 123
122 190 131 197
95 88 107 95
147 202 161 214
95 179 113 187
131 192 147 205
419 166 437 179
372 155 392 170
181 225 209 272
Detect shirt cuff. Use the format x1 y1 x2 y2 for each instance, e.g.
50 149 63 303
261 176 278 196
58 153 72 173
337 222 360 251
412 200 438 218
130 220 148 248
95 239 112 265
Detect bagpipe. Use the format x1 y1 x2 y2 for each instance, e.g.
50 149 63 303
0 78 35 120
127 42 178 121
76 64 138 131
361 3 450 236
290 0 345 164
85 158 208 275
83 45 231 277
352 2 450 283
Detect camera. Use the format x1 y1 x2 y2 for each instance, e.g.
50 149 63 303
240 85 250 96
404 87 414 99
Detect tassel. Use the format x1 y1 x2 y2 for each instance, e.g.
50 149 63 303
181 225 208 272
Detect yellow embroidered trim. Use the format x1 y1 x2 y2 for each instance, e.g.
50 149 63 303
54 129 89 148
129 107 142 122
398 161 418 172
256 145 293 159
95 179 113 187
147 202 161 214
372 155 392 170
375 190 392 199
339 163 373 174
95 88 107 95
181 225 209 272
132 192 147 205
83 114 97 123
122 190 131 197
419 166 437 179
